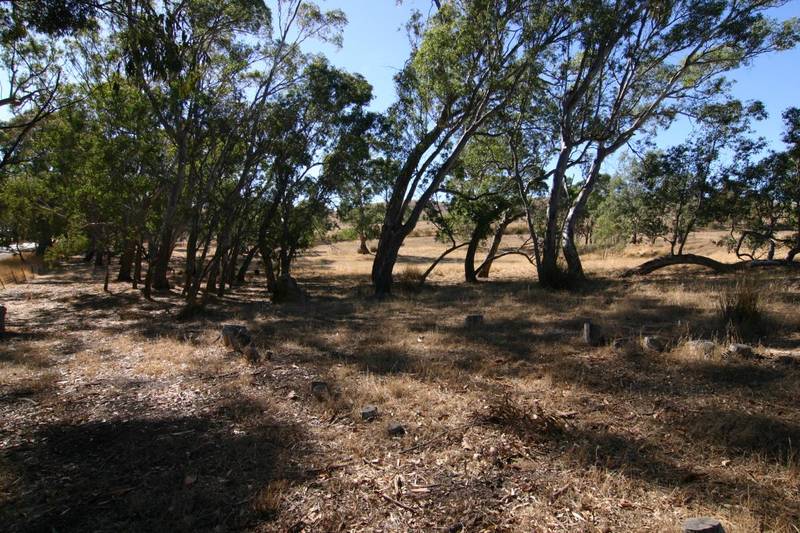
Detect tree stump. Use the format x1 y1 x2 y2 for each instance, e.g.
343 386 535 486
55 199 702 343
221 324 260 362
642 336 665 353
583 321 604 346
0 305 5 336
311 381 330 401
727 343 754 358
361 405 378 421
687 340 716 359
682 517 725 533
465 314 484 327
387 421 406 437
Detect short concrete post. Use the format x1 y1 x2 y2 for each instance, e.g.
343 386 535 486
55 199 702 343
682 517 724 533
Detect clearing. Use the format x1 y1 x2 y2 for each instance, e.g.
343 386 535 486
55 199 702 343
1 232 799 532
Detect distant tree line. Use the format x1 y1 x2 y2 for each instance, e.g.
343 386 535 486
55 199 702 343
0 0 798 308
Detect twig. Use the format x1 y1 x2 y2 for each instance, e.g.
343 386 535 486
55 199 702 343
376 491 417 514
400 425 465 454
304 460 353 475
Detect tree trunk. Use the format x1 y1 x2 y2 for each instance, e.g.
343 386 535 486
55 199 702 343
117 240 135 282
561 149 605 282
132 241 143 289
539 145 572 287
184 213 200 291
372 228 407 297
219 245 237 297
103 251 111 293
464 225 483 283
478 214 517 278
35 237 52 257
205 254 221 294
235 246 258 285
261 250 277 294
358 234 370 254
152 133 187 290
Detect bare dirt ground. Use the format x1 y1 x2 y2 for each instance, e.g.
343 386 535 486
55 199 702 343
1 233 800 532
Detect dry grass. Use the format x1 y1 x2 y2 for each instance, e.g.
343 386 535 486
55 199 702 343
1 232 800 531
0 253 43 286
717 276 764 341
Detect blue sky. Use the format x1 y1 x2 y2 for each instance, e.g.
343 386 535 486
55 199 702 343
308 0 800 153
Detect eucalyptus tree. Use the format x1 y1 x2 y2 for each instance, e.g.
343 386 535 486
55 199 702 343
0 73 164 279
531 0 799 286
371 0 570 296
336 156 394 255
242 59 374 300
427 135 523 282
0 27 66 175
0 0 105 177
116 0 347 297
724 107 800 262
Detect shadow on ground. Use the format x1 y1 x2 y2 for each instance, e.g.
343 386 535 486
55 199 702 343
0 402 311 532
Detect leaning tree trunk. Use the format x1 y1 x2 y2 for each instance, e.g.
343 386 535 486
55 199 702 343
478 215 517 278
371 228 407 297
561 150 605 282
539 146 571 288
464 225 484 283
235 246 258 285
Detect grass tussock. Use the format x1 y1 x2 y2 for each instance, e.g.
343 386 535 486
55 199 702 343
717 276 764 341
394 264 425 292
478 395 566 440
252 479 290 519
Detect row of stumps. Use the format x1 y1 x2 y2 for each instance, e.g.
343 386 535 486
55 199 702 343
466 315 726 533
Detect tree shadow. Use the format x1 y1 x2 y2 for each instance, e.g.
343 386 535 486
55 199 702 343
1 402 313 532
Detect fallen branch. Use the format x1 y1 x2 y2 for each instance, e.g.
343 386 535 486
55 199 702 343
622 254 800 277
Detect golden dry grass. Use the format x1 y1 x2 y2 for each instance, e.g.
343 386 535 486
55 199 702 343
1 232 799 531
0 253 43 287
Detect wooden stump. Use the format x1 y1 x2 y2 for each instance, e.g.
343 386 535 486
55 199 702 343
582 321 604 346
311 381 330 401
361 405 378 421
387 421 406 437
642 335 666 353
682 517 724 533
727 343 754 358
465 314 484 327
